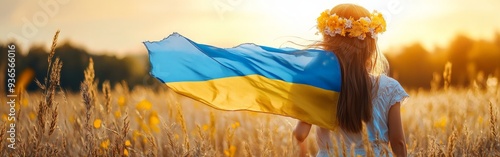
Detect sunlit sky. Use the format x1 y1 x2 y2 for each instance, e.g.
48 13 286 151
1 0 499 56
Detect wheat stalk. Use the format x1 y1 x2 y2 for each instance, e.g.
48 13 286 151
446 128 457 157
81 58 96 157
47 30 59 64
443 62 452 91
339 134 347 157
489 102 497 139
176 105 190 154
48 104 58 136
33 30 62 156
362 122 374 157
102 80 112 115
147 134 158 157
330 135 340 157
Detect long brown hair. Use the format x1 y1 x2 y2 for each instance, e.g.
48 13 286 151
318 4 388 133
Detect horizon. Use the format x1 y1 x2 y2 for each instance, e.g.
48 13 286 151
1 0 500 56
3 31 499 57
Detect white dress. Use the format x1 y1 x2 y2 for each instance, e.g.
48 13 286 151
316 74 409 157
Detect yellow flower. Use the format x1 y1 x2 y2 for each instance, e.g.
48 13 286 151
114 110 122 118
124 149 129 156
149 111 160 133
370 11 386 33
316 10 330 32
358 17 371 28
136 99 152 111
349 21 364 38
231 122 240 129
125 140 132 147
94 119 102 129
101 139 110 149
149 112 160 125
327 14 343 31
224 145 237 157
433 116 447 130
118 96 126 107
202 124 209 131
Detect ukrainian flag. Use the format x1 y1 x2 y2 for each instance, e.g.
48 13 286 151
144 33 341 130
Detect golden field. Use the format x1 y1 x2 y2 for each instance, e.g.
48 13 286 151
0 32 499 157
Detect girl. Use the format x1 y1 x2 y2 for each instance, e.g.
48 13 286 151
293 4 409 157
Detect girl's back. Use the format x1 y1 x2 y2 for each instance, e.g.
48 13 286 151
294 3 408 157
326 74 408 156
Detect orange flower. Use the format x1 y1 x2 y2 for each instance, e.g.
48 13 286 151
149 111 160 133
101 139 110 149
124 149 129 156
125 140 132 147
224 145 237 157
93 119 102 129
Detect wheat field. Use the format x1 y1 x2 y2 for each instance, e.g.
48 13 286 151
0 32 499 157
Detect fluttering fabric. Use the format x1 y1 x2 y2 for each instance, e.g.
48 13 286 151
144 33 342 130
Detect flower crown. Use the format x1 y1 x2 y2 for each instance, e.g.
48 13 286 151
316 10 386 40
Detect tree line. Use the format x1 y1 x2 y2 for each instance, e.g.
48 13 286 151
386 33 500 89
0 41 156 92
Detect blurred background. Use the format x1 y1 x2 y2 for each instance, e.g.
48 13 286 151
1 0 499 91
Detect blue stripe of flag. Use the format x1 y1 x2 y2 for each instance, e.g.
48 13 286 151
144 33 342 92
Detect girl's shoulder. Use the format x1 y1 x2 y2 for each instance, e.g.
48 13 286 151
376 74 409 106
378 75 401 88
371 74 398 91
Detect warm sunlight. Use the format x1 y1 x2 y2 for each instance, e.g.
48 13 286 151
1 1 499 156
2 0 499 55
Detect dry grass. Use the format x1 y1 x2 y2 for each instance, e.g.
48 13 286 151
0 31 499 156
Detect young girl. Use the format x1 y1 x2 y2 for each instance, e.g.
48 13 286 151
293 4 409 157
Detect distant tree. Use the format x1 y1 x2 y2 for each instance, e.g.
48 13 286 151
21 42 143 91
468 40 500 75
55 42 90 91
427 46 448 72
93 55 131 89
447 35 474 87
390 43 433 89
24 45 51 91
122 55 155 87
